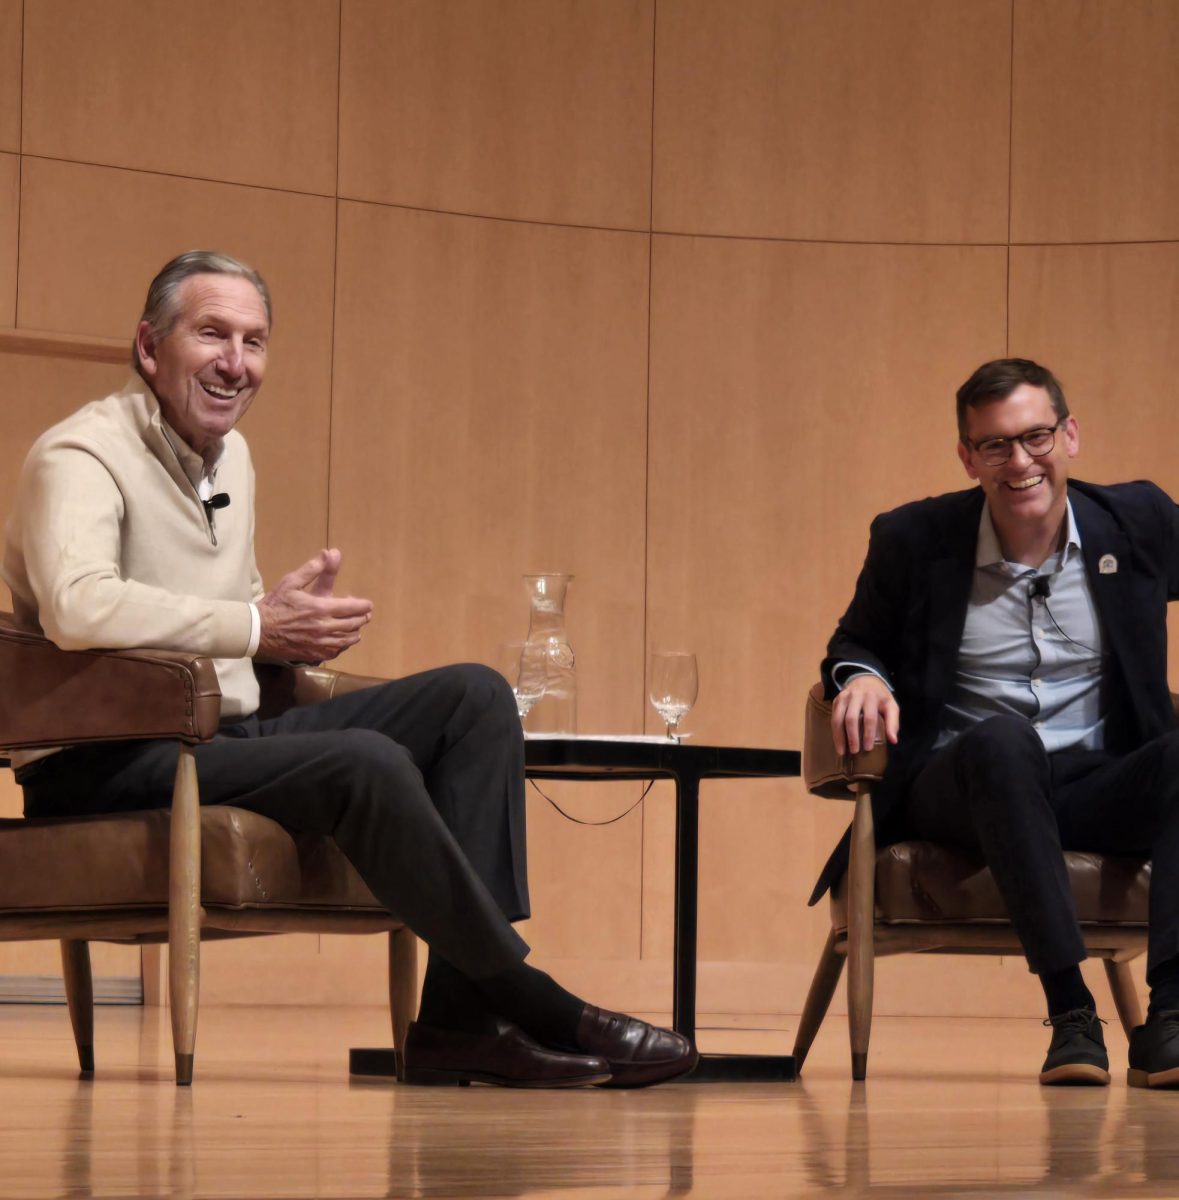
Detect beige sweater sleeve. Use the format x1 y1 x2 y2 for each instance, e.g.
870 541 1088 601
15 440 254 657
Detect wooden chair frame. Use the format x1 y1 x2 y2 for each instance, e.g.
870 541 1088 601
0 615 418 1084
794 682 1147 1080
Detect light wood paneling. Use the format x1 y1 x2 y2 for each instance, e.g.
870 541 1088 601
1012 0 1179 244
16 157 336 582
21 0 339 195
330 202 649 960
0 151 16 325
648 236 1008 972
1009 242 1179 682
653 0 1011 243
339 0 653 229
0 0 19 152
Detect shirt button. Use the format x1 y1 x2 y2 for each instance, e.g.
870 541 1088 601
1031 679 1042 689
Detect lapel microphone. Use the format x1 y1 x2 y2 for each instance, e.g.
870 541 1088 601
202 493 231 517
1030 575 1051 600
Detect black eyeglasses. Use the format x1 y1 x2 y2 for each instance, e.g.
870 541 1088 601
966 420 1065 467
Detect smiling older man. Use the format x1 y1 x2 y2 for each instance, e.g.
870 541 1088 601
812 358 1179 1089
2 250 696 1089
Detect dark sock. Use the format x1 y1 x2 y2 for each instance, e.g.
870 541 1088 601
1147 955 1179 1018
416 954 500 1036
474 961 587 1048
1040 964 1096 1018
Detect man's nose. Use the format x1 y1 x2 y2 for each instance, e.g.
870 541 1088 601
1007 439 1034 469
219 337 244 375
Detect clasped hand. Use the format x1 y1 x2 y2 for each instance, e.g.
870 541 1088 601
256 548 373 663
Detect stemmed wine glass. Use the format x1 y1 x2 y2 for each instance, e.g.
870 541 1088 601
496 642 544 720
649 651 699 740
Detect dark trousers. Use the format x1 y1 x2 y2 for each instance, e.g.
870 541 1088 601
905 715 1179 983
19 662 530 980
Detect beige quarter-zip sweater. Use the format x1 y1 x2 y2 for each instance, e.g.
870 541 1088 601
3 378 262 725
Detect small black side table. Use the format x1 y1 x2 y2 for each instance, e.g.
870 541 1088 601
350 735 802 1084
524 735 801 1082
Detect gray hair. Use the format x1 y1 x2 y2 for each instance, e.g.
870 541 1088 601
132 250 272 371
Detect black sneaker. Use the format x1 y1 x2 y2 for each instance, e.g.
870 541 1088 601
1039 1008 1109 1086
1128 1010 1179 1089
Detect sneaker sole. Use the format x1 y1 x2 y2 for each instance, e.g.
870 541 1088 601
1039 1063 1110 1086
1127 1065 1179 1089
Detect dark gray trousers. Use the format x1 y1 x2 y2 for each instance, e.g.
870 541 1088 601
19 662 530 979
905 715 1179 981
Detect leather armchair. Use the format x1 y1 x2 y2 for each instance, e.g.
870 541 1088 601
794 681 1149 1080
0 613 418 1085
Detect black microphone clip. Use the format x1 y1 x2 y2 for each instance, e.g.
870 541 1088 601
202 492 231 517
1030 575 1051 600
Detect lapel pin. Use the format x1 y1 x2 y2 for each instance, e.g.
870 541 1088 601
1098 554 1118 575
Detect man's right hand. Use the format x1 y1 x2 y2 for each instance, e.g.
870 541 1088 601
256 549 373 663
830 673 900 756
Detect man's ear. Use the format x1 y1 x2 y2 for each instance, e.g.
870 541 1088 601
135 320 158 379
957 438 979 481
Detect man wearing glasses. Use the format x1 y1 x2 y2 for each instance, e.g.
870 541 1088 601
813 357 1179 1088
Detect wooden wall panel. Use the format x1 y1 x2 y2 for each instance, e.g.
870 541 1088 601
339 0 653 229
0 0 19 152
653 0 1011 243
16 158 336 582
1012 0 1179 244
330 202 649 961
0 152 15 326
648 236 1008 982
1010 243 1179 682
21 0 339 195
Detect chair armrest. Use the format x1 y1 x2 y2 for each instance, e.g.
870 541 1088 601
255 662 389 718
0 613 221 751
802 681 889 799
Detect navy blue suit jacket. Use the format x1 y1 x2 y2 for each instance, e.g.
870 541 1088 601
809 478 1179 906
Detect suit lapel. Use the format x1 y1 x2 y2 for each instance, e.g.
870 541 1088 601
1070 486 1134 678
923 491 983 701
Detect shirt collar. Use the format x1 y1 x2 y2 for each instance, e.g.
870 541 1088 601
976 498 1083 569
159 416 224 488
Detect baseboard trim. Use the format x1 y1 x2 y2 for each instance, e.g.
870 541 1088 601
0 975 143 1005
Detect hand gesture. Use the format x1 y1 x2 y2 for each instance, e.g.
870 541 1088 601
256 548 373 663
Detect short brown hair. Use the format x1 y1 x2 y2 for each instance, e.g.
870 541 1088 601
956 358 1068 438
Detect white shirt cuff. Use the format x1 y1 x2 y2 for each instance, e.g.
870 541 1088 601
831 662 893 691
246 603 261 656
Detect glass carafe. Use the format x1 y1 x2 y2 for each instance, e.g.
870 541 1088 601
518 573 577 733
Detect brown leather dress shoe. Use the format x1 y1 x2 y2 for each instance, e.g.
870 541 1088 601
402 1019 612 1088
574 1005 699 1087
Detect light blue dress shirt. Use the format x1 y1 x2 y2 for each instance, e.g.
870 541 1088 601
934 500 1107 751
835 498 1108 753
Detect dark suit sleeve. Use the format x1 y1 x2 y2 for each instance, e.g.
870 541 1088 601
1164 487 1179 600
821 512 910 698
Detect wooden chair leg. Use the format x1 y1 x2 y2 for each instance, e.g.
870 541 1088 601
793 928 845 1073
847 787 876 1081
169 744 201 1086
388 927 419 1081
60 939 95 1073
1103 957 1145 1038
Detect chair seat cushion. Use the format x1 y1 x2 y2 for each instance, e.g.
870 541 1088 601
831 840 1150 928
0 807 382 912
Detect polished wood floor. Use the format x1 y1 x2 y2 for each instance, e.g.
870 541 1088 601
1 1003 1177 1198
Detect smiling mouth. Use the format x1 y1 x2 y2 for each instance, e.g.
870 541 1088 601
201 382 241 400
1007 475 1044 491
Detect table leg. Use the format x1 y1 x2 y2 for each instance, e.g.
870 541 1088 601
672 770 700 1043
